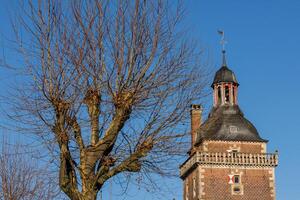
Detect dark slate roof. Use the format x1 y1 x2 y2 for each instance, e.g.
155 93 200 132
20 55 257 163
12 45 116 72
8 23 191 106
195 105 267 144
211 66 239 87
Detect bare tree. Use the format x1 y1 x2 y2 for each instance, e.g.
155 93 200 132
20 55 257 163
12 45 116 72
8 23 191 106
7 0 208 199
0 137 63 200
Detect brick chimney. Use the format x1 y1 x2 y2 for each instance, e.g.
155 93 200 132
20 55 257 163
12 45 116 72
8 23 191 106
190 104 202 147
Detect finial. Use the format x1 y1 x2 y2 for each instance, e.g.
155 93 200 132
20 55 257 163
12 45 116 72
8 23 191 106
218 30 227 67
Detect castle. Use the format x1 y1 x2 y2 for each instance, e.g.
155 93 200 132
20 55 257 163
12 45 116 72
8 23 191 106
180 50 278 200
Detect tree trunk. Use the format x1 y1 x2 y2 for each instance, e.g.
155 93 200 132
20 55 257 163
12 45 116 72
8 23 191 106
80 176 99 200
81 191 97 200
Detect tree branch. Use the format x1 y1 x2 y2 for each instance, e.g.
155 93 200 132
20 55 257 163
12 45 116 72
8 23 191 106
97 137 154 186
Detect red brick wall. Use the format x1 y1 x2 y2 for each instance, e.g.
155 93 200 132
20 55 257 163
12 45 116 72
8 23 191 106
201 167 274 200
184 141 275 200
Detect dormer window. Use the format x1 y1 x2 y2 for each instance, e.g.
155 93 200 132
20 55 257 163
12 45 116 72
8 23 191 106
230 125 238 133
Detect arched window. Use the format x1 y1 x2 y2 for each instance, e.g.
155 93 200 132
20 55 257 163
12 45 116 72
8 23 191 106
225 85 230 103
217 86 222 105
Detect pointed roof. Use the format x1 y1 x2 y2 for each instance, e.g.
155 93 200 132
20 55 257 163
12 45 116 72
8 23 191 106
211 50 239 87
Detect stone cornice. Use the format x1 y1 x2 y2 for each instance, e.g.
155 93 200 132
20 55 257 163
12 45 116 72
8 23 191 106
180 151 278 179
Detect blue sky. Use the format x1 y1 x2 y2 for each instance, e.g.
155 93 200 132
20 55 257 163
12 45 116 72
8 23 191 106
186 1 300 200
1 0 300 199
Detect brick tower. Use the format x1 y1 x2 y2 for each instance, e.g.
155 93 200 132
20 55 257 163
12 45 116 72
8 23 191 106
180 50 278 200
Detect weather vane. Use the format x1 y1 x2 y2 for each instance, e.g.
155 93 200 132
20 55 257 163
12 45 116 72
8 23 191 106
218 30 227 51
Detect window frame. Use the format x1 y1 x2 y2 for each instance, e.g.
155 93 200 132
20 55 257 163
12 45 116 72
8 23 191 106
231 174 244 195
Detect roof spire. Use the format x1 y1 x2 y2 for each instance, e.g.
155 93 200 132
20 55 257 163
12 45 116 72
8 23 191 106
218 30 227 67
222 50 227 67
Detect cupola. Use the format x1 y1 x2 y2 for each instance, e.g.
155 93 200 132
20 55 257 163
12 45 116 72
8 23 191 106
212 50 239 107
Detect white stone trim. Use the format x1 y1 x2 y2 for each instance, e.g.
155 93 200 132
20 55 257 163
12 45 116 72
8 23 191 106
200 167 205 197
204 140 266 145
198 165 275 169
269 168 276 200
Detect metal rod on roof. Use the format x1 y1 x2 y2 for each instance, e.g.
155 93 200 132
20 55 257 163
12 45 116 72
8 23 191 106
218 30 228 66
